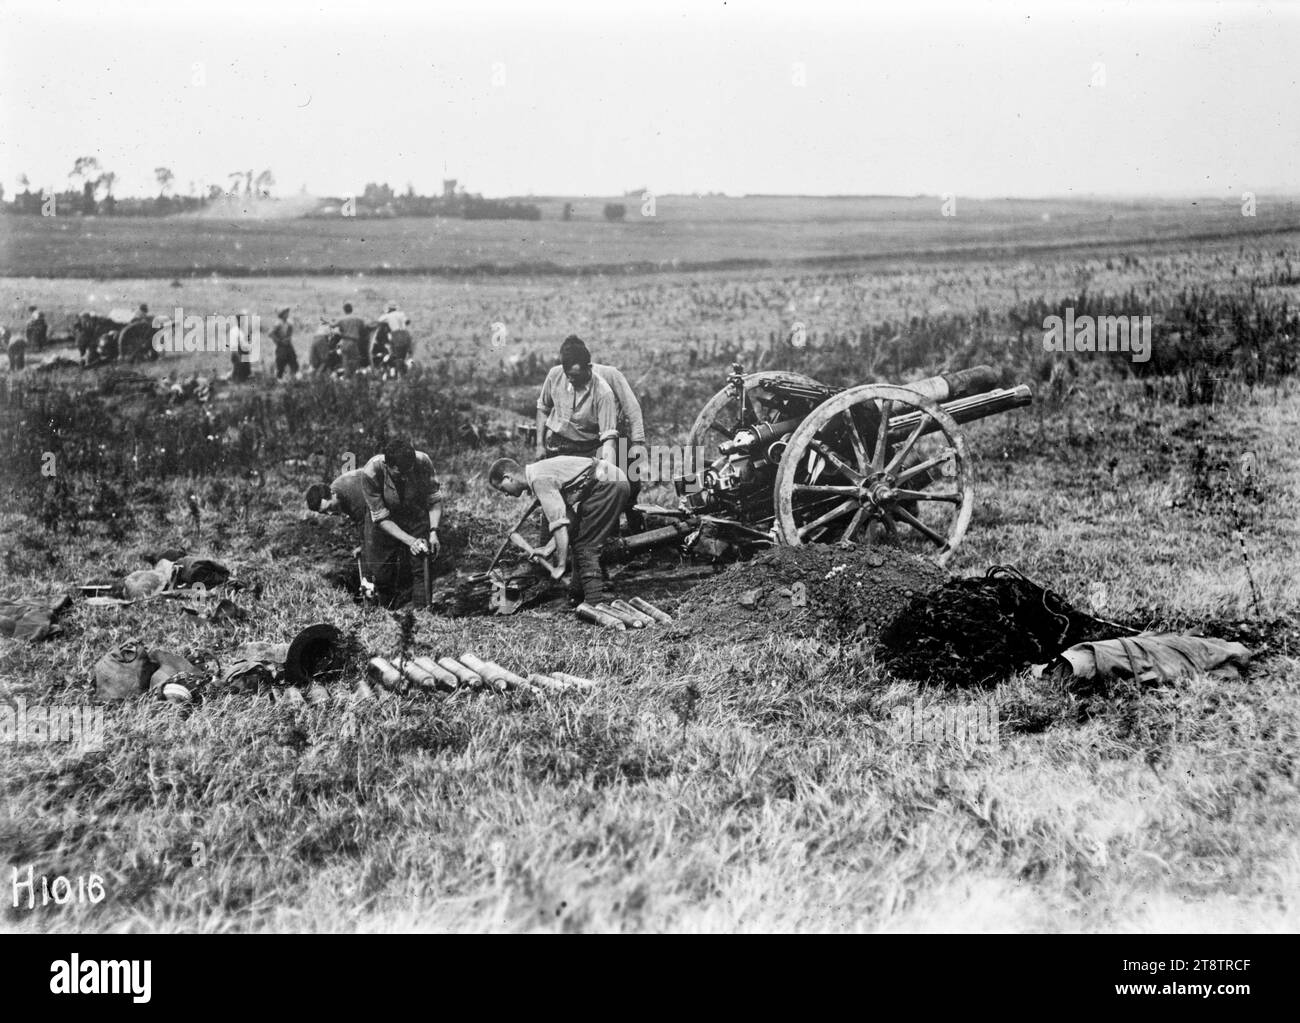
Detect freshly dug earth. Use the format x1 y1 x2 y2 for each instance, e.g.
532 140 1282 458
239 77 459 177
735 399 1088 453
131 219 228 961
877 567 1131 688
666 544 948 641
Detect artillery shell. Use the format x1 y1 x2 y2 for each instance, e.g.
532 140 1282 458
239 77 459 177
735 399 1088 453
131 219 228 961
628 596 674 624
595 602 644 628
353 679 376 701
526 673 570 692
482 659 531 691
366 656 407 692
550 671 596 691
610 599 657 628
414 657 461 690
458 652 509 692
576 603 626 630
437 657 485 688
398 659 443 692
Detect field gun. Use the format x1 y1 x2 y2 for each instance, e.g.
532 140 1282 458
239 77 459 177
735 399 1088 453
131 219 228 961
618 362 1032 567
482 361 1032 613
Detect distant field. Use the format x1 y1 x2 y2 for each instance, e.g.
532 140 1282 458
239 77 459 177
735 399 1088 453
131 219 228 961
3 195 1300 278
3 221 1300 933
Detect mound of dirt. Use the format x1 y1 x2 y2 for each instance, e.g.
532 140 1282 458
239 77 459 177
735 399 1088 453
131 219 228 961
876 566 1131 688
666 545 948 641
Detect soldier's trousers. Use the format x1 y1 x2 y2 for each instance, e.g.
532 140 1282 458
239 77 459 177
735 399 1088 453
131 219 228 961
275 347 298 379
567 478 629 604
361 516 430 608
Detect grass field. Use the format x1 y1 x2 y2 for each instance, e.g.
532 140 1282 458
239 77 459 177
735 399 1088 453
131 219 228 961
1 209 1298 933
4 195 1300 278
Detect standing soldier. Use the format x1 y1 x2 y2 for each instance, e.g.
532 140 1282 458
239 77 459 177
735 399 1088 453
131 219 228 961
534 335 620 464
379 302 407 332
535 334 646 527
386 320 413 376
25 307 47 351
357 437 443 608
373 302 407 373
3 325 24 372
488 454 629 606
270 306 298 379
334 303 366 376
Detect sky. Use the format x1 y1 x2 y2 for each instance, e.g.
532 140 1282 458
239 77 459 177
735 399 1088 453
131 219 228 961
1 0 1296 200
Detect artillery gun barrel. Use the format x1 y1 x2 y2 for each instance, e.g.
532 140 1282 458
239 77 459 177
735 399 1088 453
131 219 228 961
903 364 1000 404
888 384 1033 441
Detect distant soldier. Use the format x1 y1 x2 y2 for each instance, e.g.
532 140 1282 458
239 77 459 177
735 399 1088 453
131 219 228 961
25 307 47 350
356 437 443 608
270 306 298 379
3 325 24 372
386 320 412 376
488 454 628 606
73 311 98 364
370 302 407 372
334 302 366 375
378 302 408 332
309 320 335 374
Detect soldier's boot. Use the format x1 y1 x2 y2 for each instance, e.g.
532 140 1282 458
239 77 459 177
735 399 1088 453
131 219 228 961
574 546 609 605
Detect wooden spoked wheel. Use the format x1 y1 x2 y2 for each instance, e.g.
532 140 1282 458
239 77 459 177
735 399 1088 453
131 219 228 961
772 384 973 566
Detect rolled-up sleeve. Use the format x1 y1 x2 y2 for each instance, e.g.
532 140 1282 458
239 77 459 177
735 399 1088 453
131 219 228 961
594 381 618 442
536 368 556 413
611 369 645 442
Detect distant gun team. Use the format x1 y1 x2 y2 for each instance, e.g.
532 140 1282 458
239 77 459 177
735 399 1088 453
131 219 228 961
5 299 416 380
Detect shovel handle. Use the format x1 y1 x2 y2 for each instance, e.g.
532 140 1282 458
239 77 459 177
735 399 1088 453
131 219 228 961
488 499 541 572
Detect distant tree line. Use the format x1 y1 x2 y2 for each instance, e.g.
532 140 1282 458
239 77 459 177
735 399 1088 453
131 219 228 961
1 159 627 223
1 158 278 216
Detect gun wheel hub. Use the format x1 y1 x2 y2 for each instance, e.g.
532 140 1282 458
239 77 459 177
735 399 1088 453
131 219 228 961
774 384 975 567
